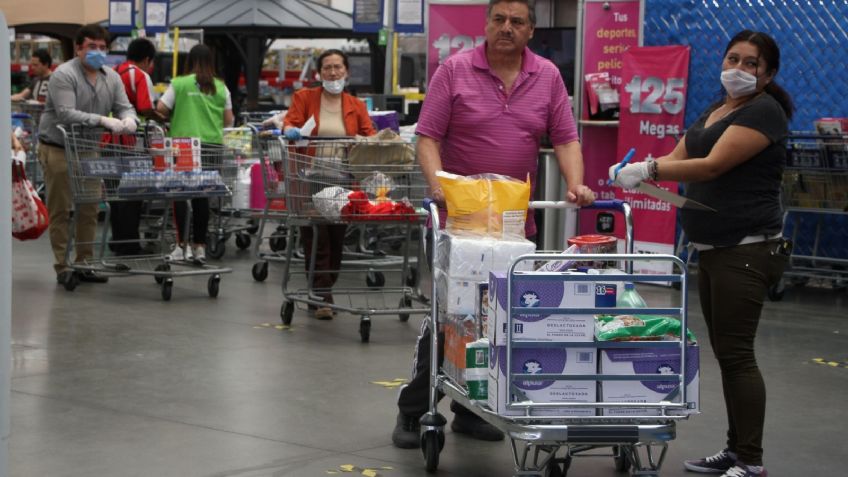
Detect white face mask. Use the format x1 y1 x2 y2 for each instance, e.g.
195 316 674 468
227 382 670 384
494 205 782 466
721 68 758 98
322 78 345 95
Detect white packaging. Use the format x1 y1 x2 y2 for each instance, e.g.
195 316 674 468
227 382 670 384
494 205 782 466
435 272 479 315
487 346 597 416
487 272 616 345
600 344 700 416
436 231 494 279
492 237 537 273
231 164 253 210
535 244 581 273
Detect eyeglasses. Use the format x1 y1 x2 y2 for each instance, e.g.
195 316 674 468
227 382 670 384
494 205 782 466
321 64 345 73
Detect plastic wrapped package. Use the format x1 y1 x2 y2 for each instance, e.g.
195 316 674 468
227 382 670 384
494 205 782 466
436 230 536 280
594 314 697 342
313 186 352 219
435 271 480 316
436 171 531 237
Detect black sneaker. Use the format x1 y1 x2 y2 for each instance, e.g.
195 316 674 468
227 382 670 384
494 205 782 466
391 413 420 449
450 410 504 441
684 449 737 473
76 270 109 284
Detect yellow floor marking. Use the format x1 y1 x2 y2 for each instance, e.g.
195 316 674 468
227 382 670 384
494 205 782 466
340 464 355 472
362 470 378 477
380 467 394 470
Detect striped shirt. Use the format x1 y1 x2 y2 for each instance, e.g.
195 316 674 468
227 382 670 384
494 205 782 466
417 42 578 237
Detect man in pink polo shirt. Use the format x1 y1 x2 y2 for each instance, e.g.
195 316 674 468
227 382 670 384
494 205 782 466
392 0 595 449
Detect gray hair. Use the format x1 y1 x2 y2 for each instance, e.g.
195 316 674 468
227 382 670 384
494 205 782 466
487 0 537 26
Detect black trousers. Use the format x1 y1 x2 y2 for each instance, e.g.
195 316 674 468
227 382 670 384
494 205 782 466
109 200 143 254
698 240 788 466
173 198 209 245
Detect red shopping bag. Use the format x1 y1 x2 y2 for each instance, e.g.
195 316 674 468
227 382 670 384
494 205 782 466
11 161 49 240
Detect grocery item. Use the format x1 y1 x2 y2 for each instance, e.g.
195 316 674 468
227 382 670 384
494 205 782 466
595 314 696 342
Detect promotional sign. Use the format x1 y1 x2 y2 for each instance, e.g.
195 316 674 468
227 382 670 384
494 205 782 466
577 0 640 247
108 0 135 34
144 0 170 34
614 45 690 274
353 0 384 33
426 2 487 82
395 0 424 33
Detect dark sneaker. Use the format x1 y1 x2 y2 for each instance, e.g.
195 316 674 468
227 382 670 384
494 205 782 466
720 464 767 477
76 271 109 284
684 449 736 473
450 410 504 441
391 413 420 449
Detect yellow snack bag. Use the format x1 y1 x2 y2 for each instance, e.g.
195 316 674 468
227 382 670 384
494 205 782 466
436 171 531 237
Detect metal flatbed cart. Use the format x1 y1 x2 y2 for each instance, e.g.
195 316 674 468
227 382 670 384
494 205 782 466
278 136 430 341
421 199 697 476
57 124 233 300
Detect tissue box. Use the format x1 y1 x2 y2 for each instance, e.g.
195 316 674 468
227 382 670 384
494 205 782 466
436 231 535 279
487 346 596 416
487 272 616 345
600 344 700 416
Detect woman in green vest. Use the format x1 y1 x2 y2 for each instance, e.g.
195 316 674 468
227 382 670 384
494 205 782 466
156 44 234 263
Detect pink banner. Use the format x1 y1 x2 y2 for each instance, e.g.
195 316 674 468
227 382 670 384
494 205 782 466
426 3 487 82
615 45 690 249
578 0 640 238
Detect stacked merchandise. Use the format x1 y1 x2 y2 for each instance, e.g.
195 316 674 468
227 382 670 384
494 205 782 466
595 285 700 416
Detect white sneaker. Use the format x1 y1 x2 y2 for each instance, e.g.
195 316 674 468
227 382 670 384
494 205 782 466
166 245 186 262
192 244 206 264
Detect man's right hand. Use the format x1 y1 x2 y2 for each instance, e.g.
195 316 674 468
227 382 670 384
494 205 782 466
431 187 446 207
100 116 124 133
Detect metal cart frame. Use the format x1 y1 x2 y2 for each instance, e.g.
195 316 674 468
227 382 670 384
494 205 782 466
421 199 695 476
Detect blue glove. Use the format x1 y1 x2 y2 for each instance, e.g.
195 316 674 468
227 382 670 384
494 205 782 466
284 128 302 141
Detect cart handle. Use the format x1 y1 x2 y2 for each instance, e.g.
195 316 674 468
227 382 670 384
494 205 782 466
423 198 626 213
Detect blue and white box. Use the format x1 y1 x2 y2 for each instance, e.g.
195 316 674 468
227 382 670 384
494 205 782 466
487 272 617 345
487 345 597 416
600 344 700 416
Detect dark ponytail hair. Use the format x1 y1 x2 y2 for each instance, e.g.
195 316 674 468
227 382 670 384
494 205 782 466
185 44 217 96
723 30 794 119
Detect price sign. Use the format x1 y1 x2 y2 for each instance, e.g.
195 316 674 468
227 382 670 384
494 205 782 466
124 157 153 172
427 3 488 82
430 33 486 65
624 76 686 115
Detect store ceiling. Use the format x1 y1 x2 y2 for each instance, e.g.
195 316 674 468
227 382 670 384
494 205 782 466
169 0 352 31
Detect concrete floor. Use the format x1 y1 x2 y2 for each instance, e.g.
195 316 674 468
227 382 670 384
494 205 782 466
8 233 848 476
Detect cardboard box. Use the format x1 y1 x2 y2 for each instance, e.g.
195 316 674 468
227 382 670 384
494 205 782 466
599 344 700 416
487 345 597 416
487 272 616 345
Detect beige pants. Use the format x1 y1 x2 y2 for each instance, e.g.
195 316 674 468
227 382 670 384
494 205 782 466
38 143 99 274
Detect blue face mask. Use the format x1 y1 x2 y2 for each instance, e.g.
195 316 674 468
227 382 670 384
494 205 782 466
84 50 107 70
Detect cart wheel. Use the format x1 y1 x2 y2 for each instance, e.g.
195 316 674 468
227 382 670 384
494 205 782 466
154 264 170 284
366 271 385 289
246 219 259 235
421 430 444 473
406 267 419 287
613 446 631 472
281 301 294 325
61 271 78 292
252 261 269 282
269 235 287 252
207 274 221 298
161 279 173 301
235 233 251 250
767 279 785 302
359 318 371 343
398 296 412 322
207 238 226 259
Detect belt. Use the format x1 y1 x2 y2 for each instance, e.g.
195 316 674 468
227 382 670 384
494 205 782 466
692 233 782 252
40 139 65 149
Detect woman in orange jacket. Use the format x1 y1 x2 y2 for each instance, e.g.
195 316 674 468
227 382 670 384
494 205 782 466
282 49 376 320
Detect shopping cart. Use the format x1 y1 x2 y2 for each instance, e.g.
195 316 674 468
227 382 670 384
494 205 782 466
770 132 848 300
57 123 233 300
246 128 293 282
278 136 430 342
11 101 46 192
204 126 263 259
421 199 696 476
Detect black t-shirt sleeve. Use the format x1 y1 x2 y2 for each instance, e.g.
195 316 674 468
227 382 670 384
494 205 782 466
731 95 787 143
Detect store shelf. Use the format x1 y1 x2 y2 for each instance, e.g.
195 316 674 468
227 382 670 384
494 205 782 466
578 119 619 127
